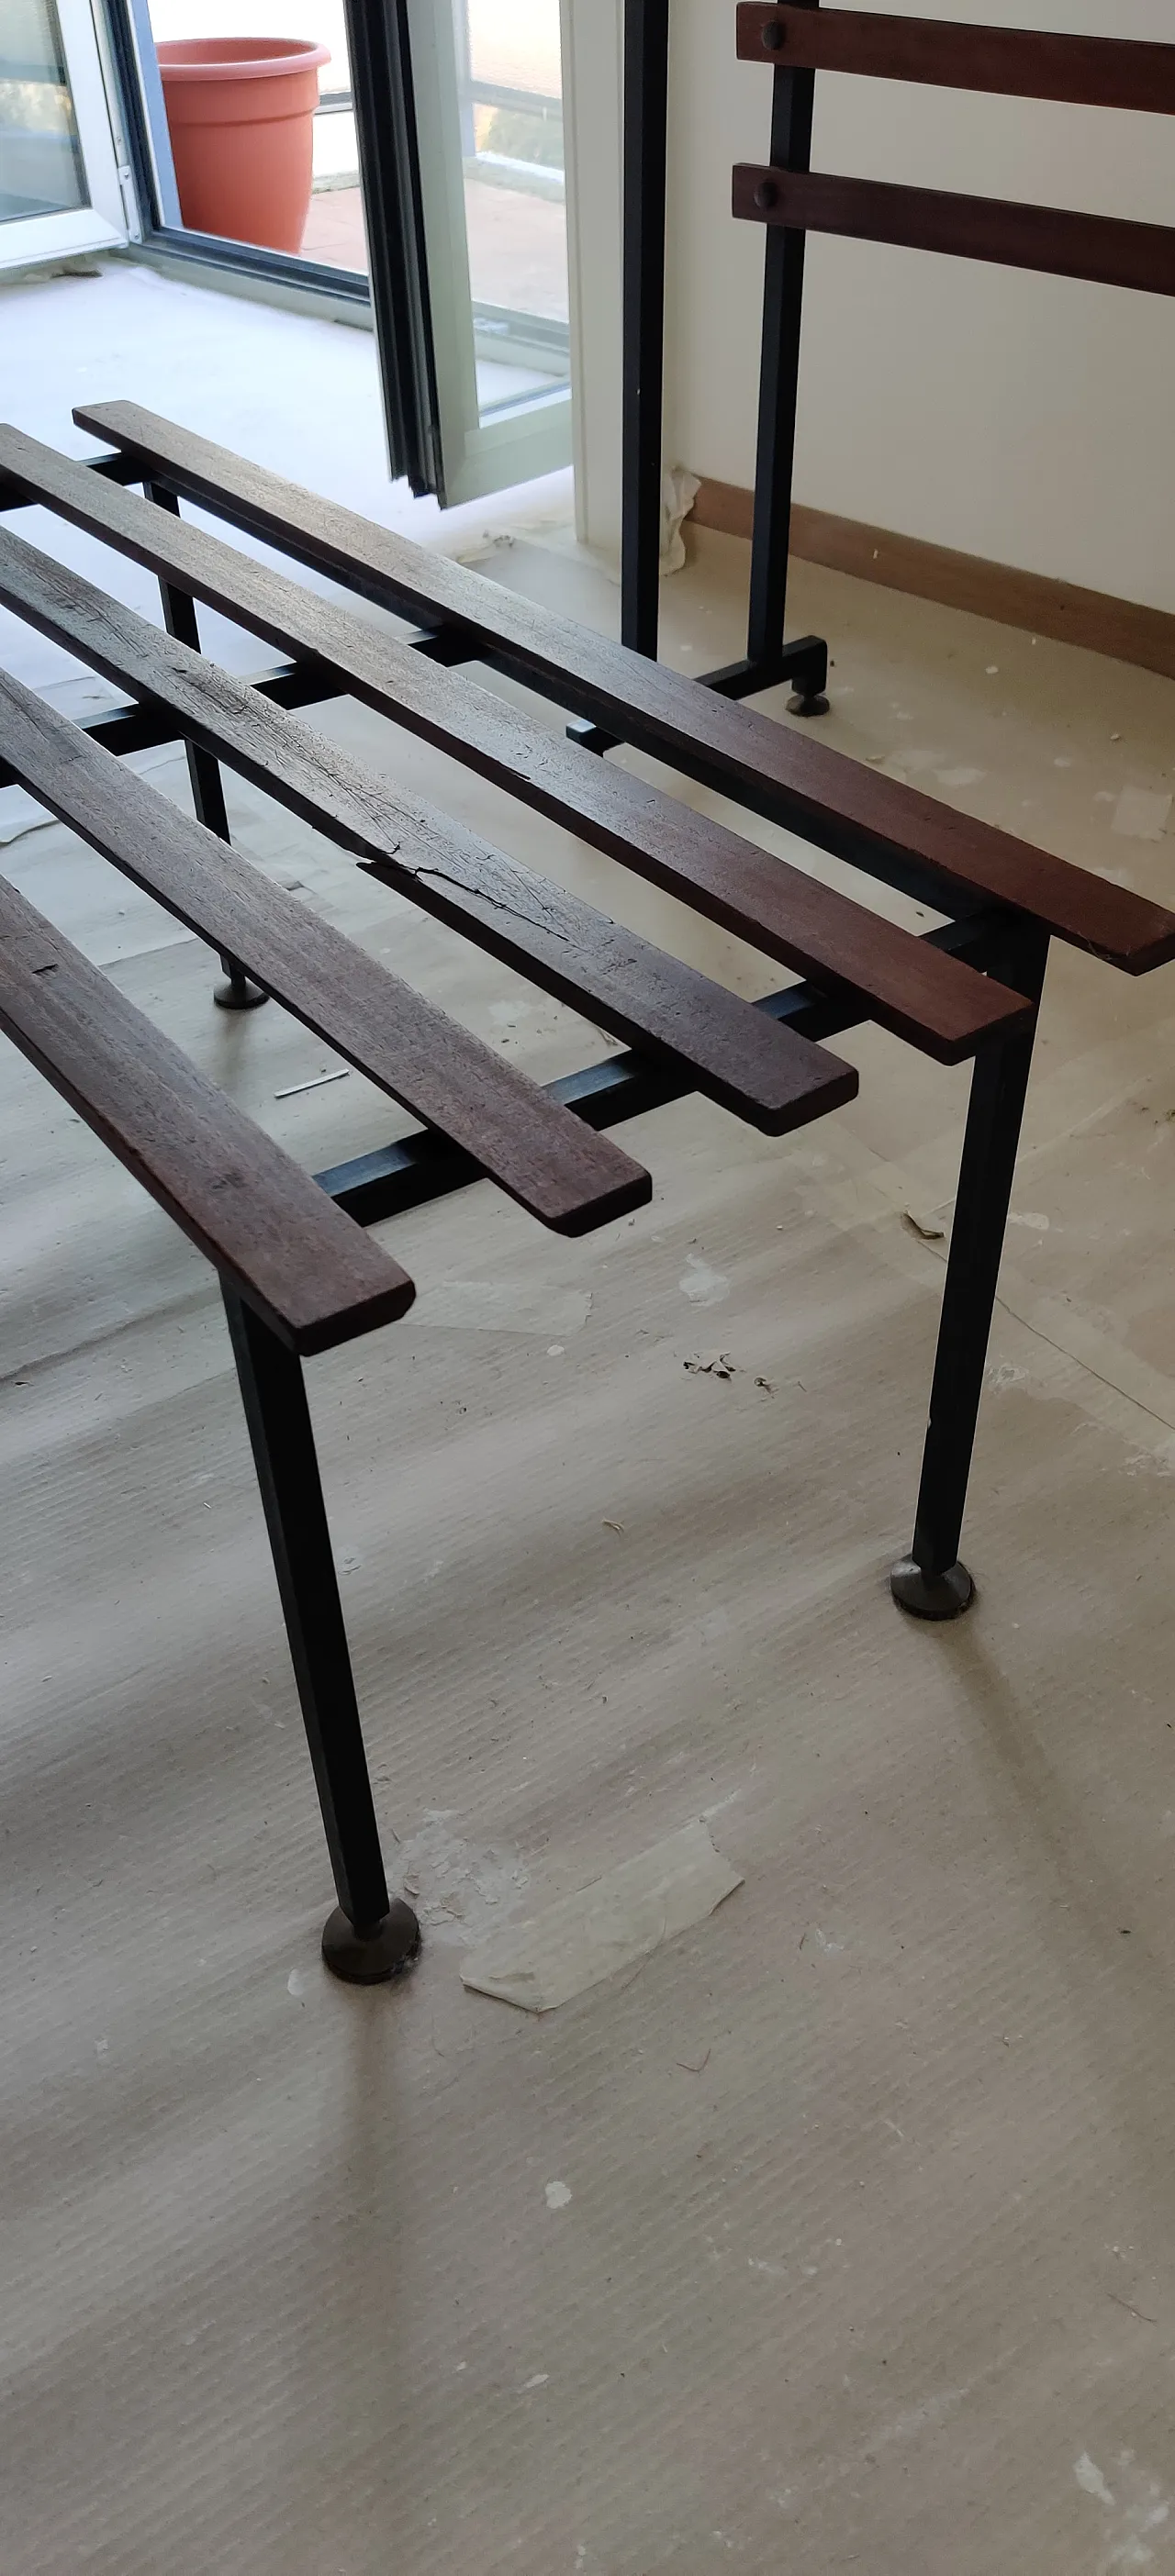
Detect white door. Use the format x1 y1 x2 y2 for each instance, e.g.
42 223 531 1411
0 0 130 272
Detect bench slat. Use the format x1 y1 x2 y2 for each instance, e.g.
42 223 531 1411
70 405 1175 975
0 428 1026 1065
0 668 656 1233
0 535 857 1139
735 9 1175 115
0 875 414 1355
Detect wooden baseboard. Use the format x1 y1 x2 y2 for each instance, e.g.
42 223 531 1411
689 477 1175 685
689 481 758 541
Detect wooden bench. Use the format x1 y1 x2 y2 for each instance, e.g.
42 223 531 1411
2 414 1171 1982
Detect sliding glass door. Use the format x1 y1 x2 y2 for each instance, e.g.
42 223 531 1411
0 0 129 271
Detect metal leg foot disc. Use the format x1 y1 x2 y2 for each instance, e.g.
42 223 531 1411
214 975 268 1010
890 1557 975 1621
788 691 831 719
321 1900 422 1984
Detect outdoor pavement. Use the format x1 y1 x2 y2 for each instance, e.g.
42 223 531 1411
301 176 568 328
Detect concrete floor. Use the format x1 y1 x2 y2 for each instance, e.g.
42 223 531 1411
4 267 1175 2574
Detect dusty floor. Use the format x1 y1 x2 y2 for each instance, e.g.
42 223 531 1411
5 274 1175 2573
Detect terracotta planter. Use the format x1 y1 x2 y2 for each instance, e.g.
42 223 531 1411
156 37 330 256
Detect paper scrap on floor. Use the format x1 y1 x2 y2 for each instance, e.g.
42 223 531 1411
459 1820 744 2012
1112 786 1172 842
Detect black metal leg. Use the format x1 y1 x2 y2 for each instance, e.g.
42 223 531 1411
620 0 671 659
891 926 1050 1619
145 482 266 1013
784 641 831 720
222 1288 420 1982
212 961 268 1010
745 12 829 718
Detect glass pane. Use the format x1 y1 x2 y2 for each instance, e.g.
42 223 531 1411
143 0 365 273
0 0 88 224
458 0 569 422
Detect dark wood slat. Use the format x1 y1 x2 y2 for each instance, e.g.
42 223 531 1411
0 550 856 1144
733 165 1175 300
70 407 1175 973
0 875 413 1356
0 665 655 1234
0 445 141 516
736 7 1175 115
0 430 1027 1065
0 661 352 791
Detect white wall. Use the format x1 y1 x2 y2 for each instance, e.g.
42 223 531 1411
662 0 1175 611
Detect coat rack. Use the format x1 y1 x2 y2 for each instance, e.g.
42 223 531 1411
612 2 1175 738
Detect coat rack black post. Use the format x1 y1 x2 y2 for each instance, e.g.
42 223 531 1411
697 0 829 714
621 0 671 658
742 0 828 706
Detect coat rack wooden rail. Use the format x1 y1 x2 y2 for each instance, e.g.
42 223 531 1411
735 7 1175 302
